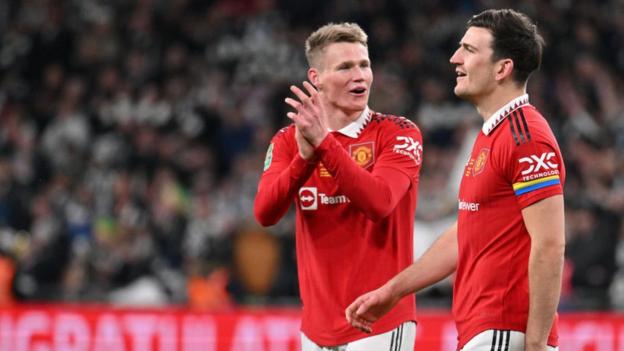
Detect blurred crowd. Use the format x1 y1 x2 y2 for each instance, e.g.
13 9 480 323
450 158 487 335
0 0 622 310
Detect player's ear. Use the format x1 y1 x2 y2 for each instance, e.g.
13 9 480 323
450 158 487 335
495 58 514 82
308 68 320 89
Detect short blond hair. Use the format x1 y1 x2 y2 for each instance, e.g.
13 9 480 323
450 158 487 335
305 22 368 68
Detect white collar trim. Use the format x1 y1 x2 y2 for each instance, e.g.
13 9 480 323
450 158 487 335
482 94 529 135
334 106 371 138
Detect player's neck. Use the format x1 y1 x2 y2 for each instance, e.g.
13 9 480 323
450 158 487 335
326 107 364 131
475 85 527 122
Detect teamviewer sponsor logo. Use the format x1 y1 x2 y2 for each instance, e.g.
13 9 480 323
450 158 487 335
299 187 318 210
320 194 350 205
299 187 350 210
458 200 480 212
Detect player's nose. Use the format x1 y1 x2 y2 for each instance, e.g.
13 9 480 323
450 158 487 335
450 48 462 65
352 66 366 81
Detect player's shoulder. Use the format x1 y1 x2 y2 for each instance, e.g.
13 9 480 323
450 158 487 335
279 124 296 134
267 124 296 150
370 111 421 135
518 105 548 126
497 105 554 147
273 124 295 139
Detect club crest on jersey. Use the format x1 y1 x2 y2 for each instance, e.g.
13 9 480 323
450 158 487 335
472 148 490 176
349 142 375 169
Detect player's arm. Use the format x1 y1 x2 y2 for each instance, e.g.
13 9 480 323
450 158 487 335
254 129 317 226
522 195 565 351
502 117 566 350
345 222 458 333
285 82 418 221
313 130 419 221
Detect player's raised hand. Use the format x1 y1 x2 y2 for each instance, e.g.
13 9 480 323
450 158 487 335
285 81 328 147
345 285 400 334
294 126 315 160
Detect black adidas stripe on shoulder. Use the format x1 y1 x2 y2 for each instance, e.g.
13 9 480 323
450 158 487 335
518 108 532 141
372 113 418 130
508 109 531 146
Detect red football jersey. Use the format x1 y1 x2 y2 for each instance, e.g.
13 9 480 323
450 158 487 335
255 108 423 346
453 95 565 349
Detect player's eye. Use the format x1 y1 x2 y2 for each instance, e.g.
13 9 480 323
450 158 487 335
462 44 475 53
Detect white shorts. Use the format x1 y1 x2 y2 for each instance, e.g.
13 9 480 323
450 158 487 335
301 321 416 351
460 330 559 351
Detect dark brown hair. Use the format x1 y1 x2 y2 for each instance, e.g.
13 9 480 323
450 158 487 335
468 9 545 84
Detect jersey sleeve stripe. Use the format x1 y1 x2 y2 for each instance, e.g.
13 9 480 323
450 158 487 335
513 178 561 195
509 116 520 145
518 108 532 141
513 175 560 190
513 111 526 144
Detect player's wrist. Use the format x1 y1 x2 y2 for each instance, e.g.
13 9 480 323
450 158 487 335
299 150 315 161
524 331 549 351
311 131 329 148
312 133 333 154
384 279 404 301
524 341 548 351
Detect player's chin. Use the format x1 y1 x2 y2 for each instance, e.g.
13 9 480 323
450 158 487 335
453 86 468 99
345 96 368 109
346 103 367 114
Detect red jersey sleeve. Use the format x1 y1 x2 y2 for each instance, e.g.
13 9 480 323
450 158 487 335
314 122 423 221
254 126 318 226
498 113 564 209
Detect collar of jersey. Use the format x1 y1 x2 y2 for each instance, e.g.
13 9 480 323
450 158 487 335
482 94 529 136
331 106 371 138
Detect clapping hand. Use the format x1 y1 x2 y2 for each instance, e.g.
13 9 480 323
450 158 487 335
285 81 329 148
